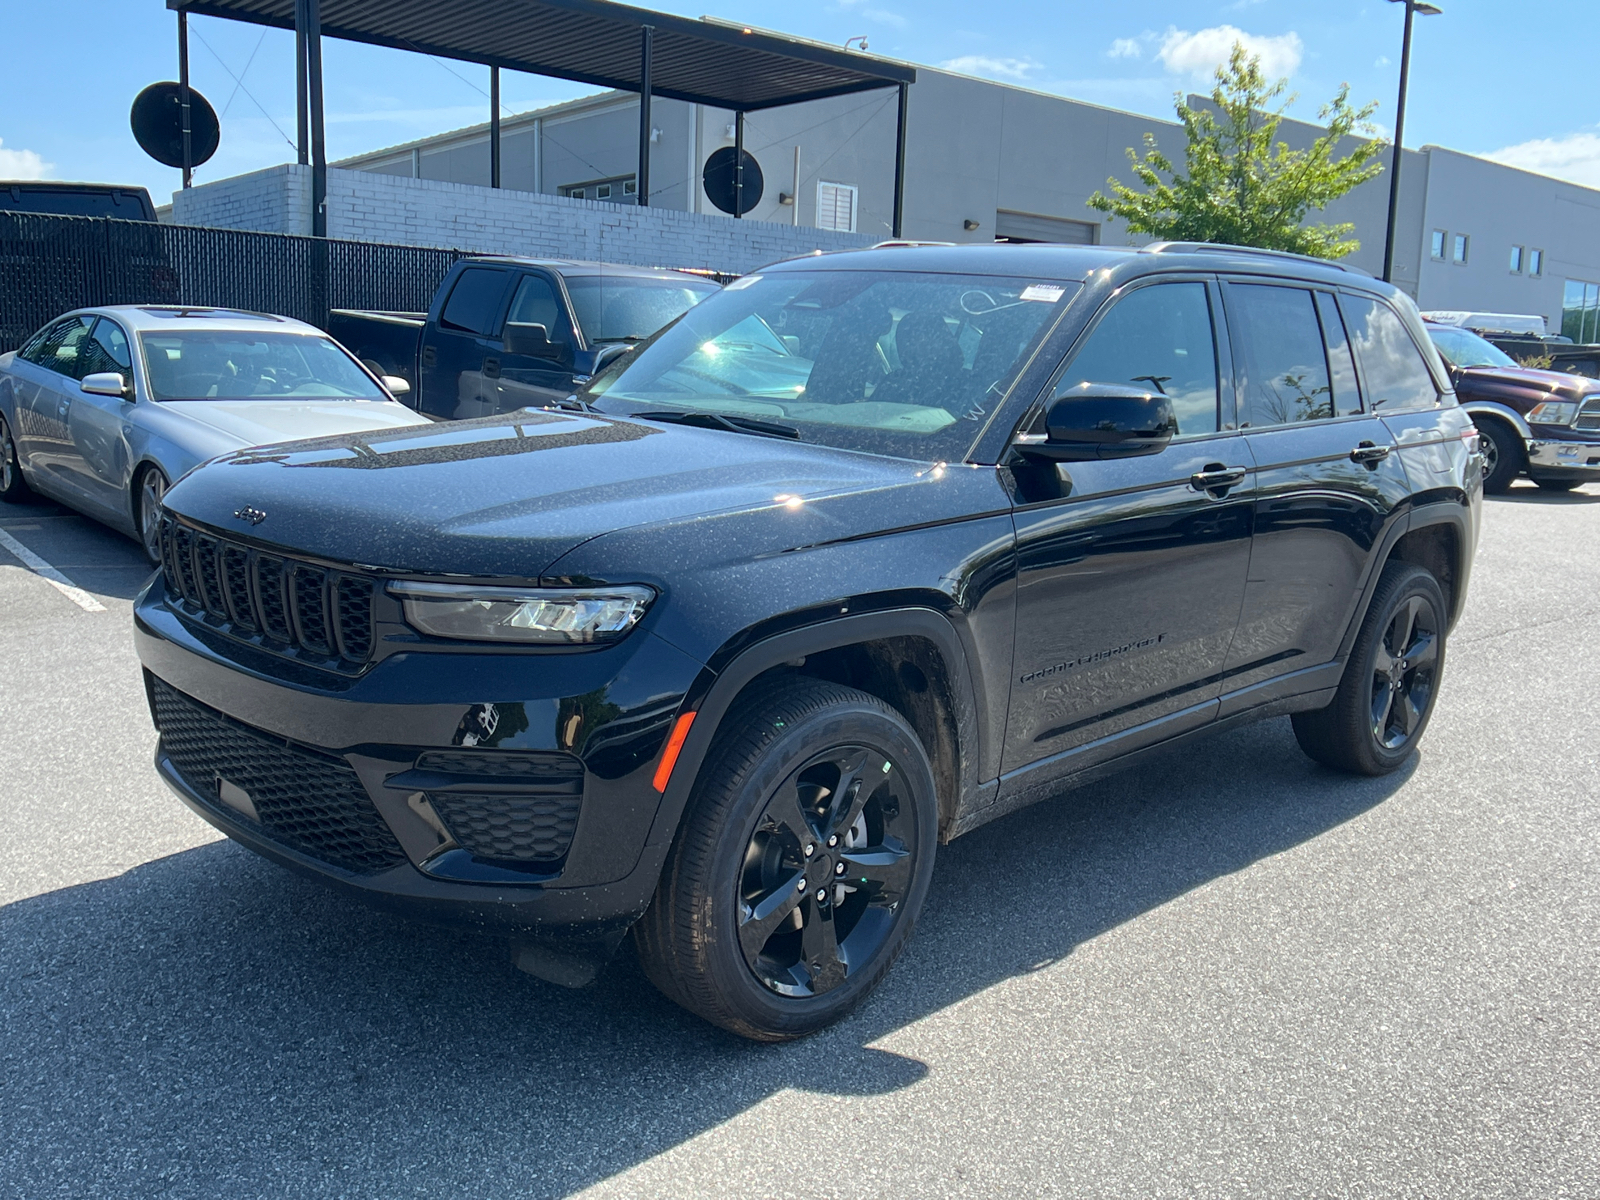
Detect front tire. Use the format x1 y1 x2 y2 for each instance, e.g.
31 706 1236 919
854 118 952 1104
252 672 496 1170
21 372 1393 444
1475 417 1523 494
135 466 169 565
634 678 938 1041
1292 562 1448 776
0 412 33 504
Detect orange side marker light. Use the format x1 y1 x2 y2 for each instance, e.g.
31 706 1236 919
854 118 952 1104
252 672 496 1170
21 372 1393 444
652 710 698 793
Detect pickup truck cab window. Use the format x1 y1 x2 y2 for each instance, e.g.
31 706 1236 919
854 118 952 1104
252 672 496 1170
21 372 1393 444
439 268 512 335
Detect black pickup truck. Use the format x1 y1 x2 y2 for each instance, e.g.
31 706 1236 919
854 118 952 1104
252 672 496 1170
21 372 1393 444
329 257 721 420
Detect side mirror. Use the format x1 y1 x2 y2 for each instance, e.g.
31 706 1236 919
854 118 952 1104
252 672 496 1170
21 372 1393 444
381 375 411 397
1016 384 1176 461
503 321 568 361
81 371 132 399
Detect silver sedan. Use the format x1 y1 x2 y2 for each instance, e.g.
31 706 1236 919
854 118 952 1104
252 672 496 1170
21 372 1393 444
0 305 429 561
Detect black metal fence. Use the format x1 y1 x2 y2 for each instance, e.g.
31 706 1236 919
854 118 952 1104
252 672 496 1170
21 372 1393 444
0 212 476 352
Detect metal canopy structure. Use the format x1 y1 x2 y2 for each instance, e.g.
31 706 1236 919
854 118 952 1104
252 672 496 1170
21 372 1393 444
166 0 915 234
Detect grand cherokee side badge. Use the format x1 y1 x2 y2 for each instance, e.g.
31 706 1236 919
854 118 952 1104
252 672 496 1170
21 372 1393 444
233 506 267 526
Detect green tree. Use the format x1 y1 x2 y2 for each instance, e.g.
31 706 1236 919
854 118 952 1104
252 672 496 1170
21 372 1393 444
1088 45 1386 259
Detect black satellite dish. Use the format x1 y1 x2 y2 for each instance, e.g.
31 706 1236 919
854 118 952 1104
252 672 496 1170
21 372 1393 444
702 147 764 215
131 82 220 169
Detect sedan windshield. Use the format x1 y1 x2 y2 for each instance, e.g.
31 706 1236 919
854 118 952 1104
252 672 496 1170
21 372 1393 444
564 275 720 342
1426 325 1517 369
139 331 388 401
584 269 1077 460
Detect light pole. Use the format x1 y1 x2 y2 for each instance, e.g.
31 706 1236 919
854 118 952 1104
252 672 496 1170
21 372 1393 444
1382 0 1442 284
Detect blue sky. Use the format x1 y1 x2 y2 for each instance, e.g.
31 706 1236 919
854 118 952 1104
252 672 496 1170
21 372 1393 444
3 0 1597 201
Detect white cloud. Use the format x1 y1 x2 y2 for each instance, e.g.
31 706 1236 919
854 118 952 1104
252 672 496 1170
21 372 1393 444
1108 38 1142 59
1374 55 1391 67
1156 25 1304 80
1486 131 1600 189
833 0 906 27
940 55 1041 82
0 138 51 179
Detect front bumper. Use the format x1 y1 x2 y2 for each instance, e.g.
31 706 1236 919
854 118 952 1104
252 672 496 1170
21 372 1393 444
1527 435 1600 477
134 571 705 946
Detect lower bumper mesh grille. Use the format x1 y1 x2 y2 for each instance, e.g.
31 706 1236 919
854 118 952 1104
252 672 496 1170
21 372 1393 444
148 676 408 875
429 792 581 863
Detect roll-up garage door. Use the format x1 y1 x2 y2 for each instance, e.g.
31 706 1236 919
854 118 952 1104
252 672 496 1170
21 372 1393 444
994 210 1098 244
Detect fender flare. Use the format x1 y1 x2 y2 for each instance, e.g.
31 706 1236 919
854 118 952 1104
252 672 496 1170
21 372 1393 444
1336 497 1473 661
1461 400 1532 442
644 607 983 855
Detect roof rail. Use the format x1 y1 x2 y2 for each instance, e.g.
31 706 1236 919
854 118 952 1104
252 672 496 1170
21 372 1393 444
1141 241 1373 278
870 239 956 249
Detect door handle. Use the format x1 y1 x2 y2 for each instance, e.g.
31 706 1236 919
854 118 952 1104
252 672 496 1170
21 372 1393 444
1349 441 1392 465
482 356 501 380
1190 464 1248 495
420 345 437 368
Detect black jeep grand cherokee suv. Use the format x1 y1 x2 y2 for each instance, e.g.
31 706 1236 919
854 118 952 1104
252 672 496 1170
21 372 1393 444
136 243 1481 1040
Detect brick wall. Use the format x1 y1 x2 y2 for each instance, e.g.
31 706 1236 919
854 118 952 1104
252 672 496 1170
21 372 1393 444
171 164 875 273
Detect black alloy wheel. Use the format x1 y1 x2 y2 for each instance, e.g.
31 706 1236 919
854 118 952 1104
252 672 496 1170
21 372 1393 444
738 745 914 998
1368 593 1439 751
634 677 938 1041
0 413 32 503
1475 417 1522 494
1292 562 1448 775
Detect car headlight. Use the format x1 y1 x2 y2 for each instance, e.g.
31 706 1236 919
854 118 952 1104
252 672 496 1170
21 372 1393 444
389 581 655 644
1528 401 1578 425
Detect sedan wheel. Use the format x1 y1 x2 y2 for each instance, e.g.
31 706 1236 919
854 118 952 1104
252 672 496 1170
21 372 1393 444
0 413 33 503
137 468 168 564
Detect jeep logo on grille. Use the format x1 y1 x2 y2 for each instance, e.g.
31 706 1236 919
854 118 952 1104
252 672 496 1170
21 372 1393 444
232 506 267 526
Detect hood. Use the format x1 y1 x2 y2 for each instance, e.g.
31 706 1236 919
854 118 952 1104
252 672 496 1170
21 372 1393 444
165 399 429 446
1454 364 1598 407
162 409 925 578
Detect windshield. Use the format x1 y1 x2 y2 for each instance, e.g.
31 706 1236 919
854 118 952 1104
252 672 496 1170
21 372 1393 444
584 269 1077 460
565 275 720 342
139 331 388 401
1426 325 1517 369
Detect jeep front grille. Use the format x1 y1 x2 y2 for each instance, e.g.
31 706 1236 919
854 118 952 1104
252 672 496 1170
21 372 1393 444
158 517 376 670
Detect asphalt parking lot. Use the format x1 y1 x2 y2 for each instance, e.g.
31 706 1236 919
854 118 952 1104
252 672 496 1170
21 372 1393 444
2 482 1597 1200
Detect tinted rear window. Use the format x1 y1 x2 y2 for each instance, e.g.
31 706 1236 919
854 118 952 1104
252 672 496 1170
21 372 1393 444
439 269 510 336
0 187 153 220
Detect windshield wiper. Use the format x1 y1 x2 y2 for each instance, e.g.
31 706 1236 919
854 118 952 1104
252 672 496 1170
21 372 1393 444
633 410 801 439
591 334 649 343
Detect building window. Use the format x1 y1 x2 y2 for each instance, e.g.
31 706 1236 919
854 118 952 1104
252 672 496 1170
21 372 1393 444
1452 233 1469 264
1430 229 1447 260
816 181 857 233
559 175 638 205
1529 248 1544 277
1509 245 1524 274
1562 280 1600 342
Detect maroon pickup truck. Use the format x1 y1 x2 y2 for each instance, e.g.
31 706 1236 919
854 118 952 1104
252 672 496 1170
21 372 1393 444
1424 322 1600 493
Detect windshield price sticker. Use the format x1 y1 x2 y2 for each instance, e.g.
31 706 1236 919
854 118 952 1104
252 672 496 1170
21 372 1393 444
1020 284 1066 303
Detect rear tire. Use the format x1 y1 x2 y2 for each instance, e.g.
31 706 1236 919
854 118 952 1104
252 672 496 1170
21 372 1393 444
1292 562 1448 776
634 677 938 1041
1474 416 1523 494
0 412 34 504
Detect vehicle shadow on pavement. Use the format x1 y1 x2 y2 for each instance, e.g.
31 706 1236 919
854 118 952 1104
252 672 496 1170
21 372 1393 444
0 495 155 601
1490 484 1600 504
0 717 1409 1198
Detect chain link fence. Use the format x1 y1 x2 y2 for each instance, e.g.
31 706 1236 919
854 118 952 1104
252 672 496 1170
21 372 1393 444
0 212 475 352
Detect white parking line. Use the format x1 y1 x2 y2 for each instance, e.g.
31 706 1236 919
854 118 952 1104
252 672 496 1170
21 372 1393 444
0 528 107 612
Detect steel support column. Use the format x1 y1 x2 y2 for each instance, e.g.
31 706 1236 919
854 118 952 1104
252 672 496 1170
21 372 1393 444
733 110 744 218
637 25 653 206
892 82 908 239
306 0 327 237
177 11 193 188
294 0 308 163
490 66 501 188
